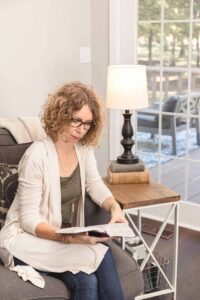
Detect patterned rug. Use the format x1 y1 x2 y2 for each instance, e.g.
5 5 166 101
137 128 200 168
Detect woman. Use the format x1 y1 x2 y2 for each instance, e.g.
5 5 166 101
0 81 126 300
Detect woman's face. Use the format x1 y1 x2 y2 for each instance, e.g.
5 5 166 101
61 104 93 144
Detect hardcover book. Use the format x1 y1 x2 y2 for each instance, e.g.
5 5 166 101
110 159 145 173
107 167 150 184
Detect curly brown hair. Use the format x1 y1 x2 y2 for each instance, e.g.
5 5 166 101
41 81 105 146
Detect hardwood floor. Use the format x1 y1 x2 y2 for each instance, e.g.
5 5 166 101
135 148 200 299
140 221 200 300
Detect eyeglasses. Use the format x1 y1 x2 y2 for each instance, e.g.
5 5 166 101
70 118 96 130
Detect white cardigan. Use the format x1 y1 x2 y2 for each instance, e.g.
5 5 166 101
0 137 112 287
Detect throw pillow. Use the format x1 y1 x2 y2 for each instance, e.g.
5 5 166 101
0 142 32 229
0 163 18 229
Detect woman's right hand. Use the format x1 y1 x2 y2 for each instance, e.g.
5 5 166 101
62 233 111 245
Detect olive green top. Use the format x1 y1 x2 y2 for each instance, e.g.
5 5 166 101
60 163 81 225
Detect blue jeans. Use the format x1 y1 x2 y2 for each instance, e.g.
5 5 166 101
14 246 125 300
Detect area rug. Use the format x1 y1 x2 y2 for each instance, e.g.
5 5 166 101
137 128 200 168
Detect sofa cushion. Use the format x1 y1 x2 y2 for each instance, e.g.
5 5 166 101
0 143 32 230
0 261 70 300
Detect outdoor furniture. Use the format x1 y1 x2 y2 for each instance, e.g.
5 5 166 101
0 127 144 300
137 93 200 155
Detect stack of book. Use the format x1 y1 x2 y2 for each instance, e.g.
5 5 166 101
107 159 150 184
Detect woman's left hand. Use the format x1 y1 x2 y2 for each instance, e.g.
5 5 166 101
102 196 128 224
109 204 128 224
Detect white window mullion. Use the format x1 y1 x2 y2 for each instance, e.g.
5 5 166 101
184 0 194 201
158 0 165 181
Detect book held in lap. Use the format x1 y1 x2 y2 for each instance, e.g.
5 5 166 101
56 223 135 238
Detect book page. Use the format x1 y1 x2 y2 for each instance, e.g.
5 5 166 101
56 223 135 238
105 223 135 237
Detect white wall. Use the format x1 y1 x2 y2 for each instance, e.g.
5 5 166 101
0 0 110 175
0 0 91 117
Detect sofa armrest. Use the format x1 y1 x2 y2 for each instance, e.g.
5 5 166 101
108 241 144 298
84 193 110 226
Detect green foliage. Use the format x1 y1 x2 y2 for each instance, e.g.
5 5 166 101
193 0 200 19
139 0 161 20
138 0 200 67
164 0 190 20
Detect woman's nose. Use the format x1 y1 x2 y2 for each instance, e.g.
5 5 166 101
76 124 86 133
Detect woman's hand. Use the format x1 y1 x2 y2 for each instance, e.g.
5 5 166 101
62 233 111 245
102 196 128 224
109 203 127 224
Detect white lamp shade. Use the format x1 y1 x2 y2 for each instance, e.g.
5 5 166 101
106 65 149 110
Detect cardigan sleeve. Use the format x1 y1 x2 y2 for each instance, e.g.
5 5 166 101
84 147 113 206
17 145 48 235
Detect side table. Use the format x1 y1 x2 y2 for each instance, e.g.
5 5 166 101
105 179 180 300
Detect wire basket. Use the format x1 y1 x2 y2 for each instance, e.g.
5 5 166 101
140 251 169 293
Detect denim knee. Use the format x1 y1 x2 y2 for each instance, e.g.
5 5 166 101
46 271 98 300
75 272 98 291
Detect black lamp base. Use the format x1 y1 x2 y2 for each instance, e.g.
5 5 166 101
117 109 139 165
117 154 139 164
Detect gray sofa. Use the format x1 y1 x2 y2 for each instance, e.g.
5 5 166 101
0 128 144 300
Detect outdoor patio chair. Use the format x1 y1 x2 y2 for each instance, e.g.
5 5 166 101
137 93 200 155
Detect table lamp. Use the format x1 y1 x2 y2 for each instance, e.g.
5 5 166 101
106 65 149 164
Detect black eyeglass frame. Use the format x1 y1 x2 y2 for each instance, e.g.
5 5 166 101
70 118 96 130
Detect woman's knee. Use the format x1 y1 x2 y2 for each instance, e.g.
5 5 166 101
55 271 98 300
73 273 98 300
75 272 98 290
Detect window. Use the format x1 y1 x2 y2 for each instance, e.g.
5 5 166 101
136 0 200 204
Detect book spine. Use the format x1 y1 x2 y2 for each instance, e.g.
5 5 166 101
110 164 145 173
110 160 145 173
107 168 150 184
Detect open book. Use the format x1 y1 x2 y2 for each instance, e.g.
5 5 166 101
56 223 135 238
